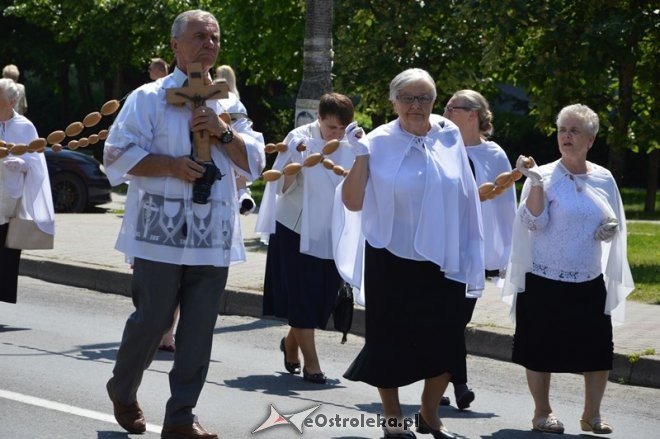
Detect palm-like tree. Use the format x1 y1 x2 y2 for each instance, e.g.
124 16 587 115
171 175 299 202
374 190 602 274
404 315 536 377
295 0 333 127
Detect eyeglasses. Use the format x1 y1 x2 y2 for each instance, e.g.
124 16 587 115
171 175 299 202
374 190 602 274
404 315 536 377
396 94 434 105
558 127 583 136
444 105 472 113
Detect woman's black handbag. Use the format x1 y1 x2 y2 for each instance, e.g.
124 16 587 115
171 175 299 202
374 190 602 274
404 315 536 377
333 282 354 344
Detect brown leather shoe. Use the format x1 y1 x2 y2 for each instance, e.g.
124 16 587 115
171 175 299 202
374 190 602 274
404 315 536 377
106 378 146 434
161 421 218 439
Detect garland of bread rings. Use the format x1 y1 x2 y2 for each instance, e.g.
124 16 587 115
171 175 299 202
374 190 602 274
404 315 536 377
0 99 122 159
260 138 531 203
261 138 350 182
477 156 535 201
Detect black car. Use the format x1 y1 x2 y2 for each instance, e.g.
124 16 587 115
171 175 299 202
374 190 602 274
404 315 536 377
44 148 112 213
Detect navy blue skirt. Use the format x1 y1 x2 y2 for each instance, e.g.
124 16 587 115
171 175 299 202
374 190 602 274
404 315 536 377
0 223 22 304
512 273 613 372
344 243 466 388
263 221 342 329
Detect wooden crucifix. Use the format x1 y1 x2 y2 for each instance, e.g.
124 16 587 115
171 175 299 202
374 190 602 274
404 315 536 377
166 62 229 162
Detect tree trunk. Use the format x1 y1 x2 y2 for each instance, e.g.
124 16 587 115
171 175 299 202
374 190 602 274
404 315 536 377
295 0 334 127
608 60 635 184
112 69 125 102
608 19 642 185
645 148 658 213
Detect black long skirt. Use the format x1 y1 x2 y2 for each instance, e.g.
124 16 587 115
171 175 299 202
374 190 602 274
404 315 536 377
344 243 466 388
0 223 22 304
512 273 613 372
262 221 342 329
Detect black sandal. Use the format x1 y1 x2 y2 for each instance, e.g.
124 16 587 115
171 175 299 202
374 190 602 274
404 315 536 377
280 337 301 375
417 412 464 438
302 367 327 384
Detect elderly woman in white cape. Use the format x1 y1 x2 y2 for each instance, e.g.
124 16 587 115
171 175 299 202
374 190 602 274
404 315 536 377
333 68 484 439
503 103 634 435
0 78 54 304
256 93 357 385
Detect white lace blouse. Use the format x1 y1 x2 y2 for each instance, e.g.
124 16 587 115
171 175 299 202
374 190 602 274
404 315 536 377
520 164 606 282
503 159 635 325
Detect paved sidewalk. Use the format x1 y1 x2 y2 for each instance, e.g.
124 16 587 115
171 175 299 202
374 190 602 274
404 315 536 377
18 195 660 388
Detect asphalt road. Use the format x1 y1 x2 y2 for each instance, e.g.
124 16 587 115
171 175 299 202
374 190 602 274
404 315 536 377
1 277 658 439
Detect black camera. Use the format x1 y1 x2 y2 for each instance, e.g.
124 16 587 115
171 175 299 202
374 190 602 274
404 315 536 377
192 162 224 204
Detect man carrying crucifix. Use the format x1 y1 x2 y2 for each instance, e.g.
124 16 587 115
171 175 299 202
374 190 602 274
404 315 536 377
103 9 265 439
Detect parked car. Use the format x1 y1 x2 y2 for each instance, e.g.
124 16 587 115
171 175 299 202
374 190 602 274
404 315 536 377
44 148 112 213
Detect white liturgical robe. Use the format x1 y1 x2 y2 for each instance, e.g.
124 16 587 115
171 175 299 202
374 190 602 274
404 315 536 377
104 68 265 267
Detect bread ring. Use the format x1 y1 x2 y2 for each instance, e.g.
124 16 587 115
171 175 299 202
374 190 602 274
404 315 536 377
98 129 109 140
322 139 340 155
502 178 516 189
322 158 335 169
83 111 102 127
0 147 8 158
100 99 120 116
492 185 507 196
68 140 80 150
262 169 282 181
264 143 277 154
332 164 345 176
88 134 100 144
10 144 28 155
283 162 303 176
52 144 63 152
65 121 84 137
47 130 66 145
28 138 47 152
478 182 496 201
78 137 89 148
275 142 288 153
303 153 323 167
495 171 513 187
511 169 523 181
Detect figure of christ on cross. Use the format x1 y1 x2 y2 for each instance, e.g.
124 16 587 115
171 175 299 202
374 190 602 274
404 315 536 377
166 62 229 162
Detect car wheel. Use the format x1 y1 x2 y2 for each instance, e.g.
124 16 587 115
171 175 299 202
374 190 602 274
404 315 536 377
51 172 88 213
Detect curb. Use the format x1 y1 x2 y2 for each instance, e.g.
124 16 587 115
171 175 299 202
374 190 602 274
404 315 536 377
19 257 660 389
19 258 131 296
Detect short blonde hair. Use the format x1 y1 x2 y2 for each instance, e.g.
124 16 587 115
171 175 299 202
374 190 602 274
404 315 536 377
150 58 168 74
2 64 20 81
215 65 239 97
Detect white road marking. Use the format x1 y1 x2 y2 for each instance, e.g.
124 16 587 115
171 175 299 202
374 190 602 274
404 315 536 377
0 389 162 434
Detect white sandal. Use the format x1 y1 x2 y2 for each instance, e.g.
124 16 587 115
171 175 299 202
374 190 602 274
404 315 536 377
532 414 565 434
580 417 613 434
